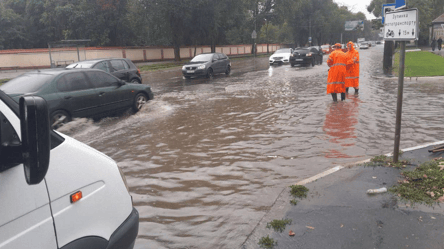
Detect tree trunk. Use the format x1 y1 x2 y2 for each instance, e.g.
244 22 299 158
383 41 394 75
174 43 181 61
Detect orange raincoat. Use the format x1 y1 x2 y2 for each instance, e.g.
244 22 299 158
345 42 359 89
326 48 346 94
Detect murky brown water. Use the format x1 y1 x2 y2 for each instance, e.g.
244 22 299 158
57 47 444 248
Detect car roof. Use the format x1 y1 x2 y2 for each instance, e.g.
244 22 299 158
22 68 105 76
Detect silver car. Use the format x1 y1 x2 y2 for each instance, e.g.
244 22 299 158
182 53 231 79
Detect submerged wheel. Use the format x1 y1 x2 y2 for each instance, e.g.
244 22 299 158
206 68 214 79
225 65 231 75
51 110 71 130
132 93 148 112
131 78 141 84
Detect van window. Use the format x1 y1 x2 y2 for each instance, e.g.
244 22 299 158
0 111 21 172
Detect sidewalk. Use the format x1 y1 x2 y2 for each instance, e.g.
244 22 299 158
242 142 444 249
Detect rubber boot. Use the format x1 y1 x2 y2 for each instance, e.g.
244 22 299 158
354 88 359 94
341 92 346 101
331 93 338 102
346 87 349 93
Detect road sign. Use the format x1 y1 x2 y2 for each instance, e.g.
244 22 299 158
382 4 396 24
345 20 364 31
251 30 257 39
308 37 312 42
395 0 406 9
383 8 418 41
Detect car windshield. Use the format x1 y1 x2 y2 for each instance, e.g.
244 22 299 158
190 54 213 62
0 73 54 94
66 62 95 68
321 45 330 49
275 48 292 54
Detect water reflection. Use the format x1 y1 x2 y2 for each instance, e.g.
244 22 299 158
323 94 360 158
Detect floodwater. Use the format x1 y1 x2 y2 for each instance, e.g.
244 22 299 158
58 46 444 248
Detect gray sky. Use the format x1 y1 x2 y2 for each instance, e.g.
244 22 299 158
334 0 377 20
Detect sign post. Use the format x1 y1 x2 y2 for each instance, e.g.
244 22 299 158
384 8 418 162
252 30 257 70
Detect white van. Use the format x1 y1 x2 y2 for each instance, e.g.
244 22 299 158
0 91 139 249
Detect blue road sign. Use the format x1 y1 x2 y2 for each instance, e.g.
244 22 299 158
382 4 396 24
395 0 406 9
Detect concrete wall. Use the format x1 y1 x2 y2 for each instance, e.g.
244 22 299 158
0 44 282 69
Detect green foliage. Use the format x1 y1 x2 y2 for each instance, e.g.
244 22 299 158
258 235 277 249
390 159 444 206
394 51 444 77
266 218 292 232
290 199 298 205
290 185 309 198
366 155 409 168
0 79 10 85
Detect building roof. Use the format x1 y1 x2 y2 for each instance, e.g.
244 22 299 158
432 13 444 23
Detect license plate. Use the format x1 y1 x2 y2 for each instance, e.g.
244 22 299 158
187 70 195 73
296 59 303 61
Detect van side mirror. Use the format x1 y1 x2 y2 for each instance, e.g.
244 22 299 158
19 96 50 185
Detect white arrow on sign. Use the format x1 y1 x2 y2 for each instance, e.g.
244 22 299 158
251 30 257 39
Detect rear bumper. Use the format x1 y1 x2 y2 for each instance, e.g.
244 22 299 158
107 207 139 249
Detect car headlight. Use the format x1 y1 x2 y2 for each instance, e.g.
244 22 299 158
182 65 186 70
307 53 312 56
290 54 294 57
198 65 205 69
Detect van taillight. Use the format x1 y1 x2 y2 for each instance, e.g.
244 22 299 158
137 69 141 75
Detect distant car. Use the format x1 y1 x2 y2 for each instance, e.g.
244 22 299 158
67 58 142 84
360 42 369 49
269 48 293 65
182 53 231 79
290 47 323 67
321 45 332 54
0 68 154 129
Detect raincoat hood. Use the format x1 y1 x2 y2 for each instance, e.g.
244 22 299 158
347 41 355 52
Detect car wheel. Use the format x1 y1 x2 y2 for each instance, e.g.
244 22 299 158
132 93 148 112
206 68 214 79
184 76 191 79
131 78 141 84
225 65 231 75
311 58 315 67
290 63 295 67
320 58 323 65
51 110 71 130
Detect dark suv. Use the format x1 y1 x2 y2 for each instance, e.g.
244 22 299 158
182 53 231 79
67 58 142 83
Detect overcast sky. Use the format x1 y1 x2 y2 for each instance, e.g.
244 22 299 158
334 0 377 20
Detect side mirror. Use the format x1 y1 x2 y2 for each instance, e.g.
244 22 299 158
118 80 126 86
19 96 50 185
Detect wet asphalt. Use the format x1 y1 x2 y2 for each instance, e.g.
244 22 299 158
242 144 444 249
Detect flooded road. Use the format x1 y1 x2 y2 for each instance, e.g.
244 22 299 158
58 46 444 248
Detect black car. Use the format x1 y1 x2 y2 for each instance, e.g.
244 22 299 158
290 47 323 67
0 69 154 129
67 58 142 83
182 53 231 79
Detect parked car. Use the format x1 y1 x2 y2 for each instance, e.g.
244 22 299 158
360 42 369 49
269 48 293 65
67 58 142 84
290 47 323 67
0 68 154 129
182 53 231 79
321 45 333 54
0 92 139 249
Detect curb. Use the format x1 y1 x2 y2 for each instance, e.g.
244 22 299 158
371 75 444 80
295 140 444 186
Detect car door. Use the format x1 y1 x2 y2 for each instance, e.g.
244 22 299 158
0 102 57 249
214 54 225 73
86 71 132 113
110 59 131 82
219 53 229 72
56 72 101 118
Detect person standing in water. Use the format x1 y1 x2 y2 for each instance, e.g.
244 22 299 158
345 41 360 94
327 43 347 101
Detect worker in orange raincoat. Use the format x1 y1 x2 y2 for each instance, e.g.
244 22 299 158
345 41 360 94
327 43 347 101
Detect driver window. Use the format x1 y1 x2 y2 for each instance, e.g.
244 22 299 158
0 111 21 171
93 61 110 73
